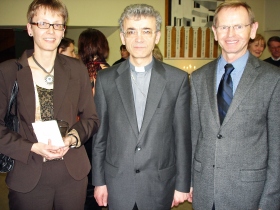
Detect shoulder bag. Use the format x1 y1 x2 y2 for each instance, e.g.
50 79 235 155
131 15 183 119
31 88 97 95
0 61 22 173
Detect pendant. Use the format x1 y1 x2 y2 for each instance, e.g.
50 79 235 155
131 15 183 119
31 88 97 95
45 75 54 85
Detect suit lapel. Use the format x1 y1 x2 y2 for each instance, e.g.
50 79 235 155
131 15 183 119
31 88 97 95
17 67 36 124
53 56 70 120
222 55 260 126
206 59 220 126
115 61 139 138
138 60 166 141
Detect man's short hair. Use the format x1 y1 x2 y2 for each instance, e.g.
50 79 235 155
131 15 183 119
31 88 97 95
267 36 280 47
120 45 127 51
118 4 162 33
213 1 255 27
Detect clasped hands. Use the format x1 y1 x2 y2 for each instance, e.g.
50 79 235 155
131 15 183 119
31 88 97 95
31 136 76 161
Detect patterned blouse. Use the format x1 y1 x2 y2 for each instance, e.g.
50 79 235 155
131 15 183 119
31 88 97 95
36 85 54 121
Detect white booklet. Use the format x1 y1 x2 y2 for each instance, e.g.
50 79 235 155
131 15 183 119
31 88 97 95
32 120 65 147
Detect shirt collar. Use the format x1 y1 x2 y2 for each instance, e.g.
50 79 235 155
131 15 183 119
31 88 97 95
129 59 154 73
219 51 249 74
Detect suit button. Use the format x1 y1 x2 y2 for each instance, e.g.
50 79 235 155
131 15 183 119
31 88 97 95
217 134 222 139
135 169 140 173
136 146 141 151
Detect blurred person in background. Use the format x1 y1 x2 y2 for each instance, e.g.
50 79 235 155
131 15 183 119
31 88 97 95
78 28 110 94
58 37 76 58
78 28 109 210
264 36 280 67
153 44 163 61
248 33 266 58
112 44 129 65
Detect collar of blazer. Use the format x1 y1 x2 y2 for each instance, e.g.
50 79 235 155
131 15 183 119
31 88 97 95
206 54 262 127
16 50 71 125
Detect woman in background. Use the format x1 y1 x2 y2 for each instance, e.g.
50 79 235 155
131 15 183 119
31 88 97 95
78 28 109 210
153 44 163 61
78 28 110 94
248 33 266 58
58 37 76 58
0 0 99 209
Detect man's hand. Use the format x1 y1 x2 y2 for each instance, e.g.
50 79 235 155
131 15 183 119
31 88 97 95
94 185 108 207
187 187 193 203
171 190 189 207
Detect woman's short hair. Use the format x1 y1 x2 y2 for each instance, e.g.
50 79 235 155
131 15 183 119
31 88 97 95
58 37 74 53
118 4 162 33
248 34 266 49
78 28 109 64
27 0 68 23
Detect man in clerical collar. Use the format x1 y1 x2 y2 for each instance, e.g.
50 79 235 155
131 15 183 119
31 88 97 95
92 4 191 210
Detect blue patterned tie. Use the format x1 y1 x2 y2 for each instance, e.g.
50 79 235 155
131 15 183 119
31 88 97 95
217 63 234 124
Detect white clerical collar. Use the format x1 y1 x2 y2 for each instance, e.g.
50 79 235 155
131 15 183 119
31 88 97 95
130 59 154 73
271 57 280 61
135 66 145 72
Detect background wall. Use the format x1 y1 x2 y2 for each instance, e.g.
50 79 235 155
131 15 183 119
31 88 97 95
0 0 280 72
1 0 276 74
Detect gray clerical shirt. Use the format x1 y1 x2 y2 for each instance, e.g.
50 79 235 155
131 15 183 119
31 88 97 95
130 60 153 131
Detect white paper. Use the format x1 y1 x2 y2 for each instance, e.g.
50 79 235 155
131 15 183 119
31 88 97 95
32 120 65 147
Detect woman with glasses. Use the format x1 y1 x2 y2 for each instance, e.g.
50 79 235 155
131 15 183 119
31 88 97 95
0 0 99 209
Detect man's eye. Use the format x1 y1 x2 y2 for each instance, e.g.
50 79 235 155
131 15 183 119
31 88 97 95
127 30 135 35
235 25 243 29
221 26 228 30
142 30 152 34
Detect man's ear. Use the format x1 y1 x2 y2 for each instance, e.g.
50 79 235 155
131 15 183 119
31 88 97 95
155 31 161 44
120 32 126 45
212 26 218 41
250 22 259 39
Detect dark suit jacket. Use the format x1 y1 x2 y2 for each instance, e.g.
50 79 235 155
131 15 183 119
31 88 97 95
190 53 280 210
92 59 192 210
0 50 99 193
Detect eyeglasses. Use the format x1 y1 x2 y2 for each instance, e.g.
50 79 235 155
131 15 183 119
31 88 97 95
30 22 65 31
215 24 252 33
123 29 156 38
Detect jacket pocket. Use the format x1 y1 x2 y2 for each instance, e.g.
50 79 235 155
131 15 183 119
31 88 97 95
240 168 267 182
158 164 176 181
193 158 202 173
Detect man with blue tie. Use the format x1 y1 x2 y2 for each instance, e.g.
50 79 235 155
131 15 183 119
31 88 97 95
189 1 280 210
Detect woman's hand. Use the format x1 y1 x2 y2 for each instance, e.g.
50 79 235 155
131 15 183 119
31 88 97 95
31 139 64 160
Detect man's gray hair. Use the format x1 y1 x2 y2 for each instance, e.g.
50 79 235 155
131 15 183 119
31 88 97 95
119 4 162 33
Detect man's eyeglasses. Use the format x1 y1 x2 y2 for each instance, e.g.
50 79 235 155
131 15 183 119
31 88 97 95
30 22 65 31
123 29 156 38
215 23 252 33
